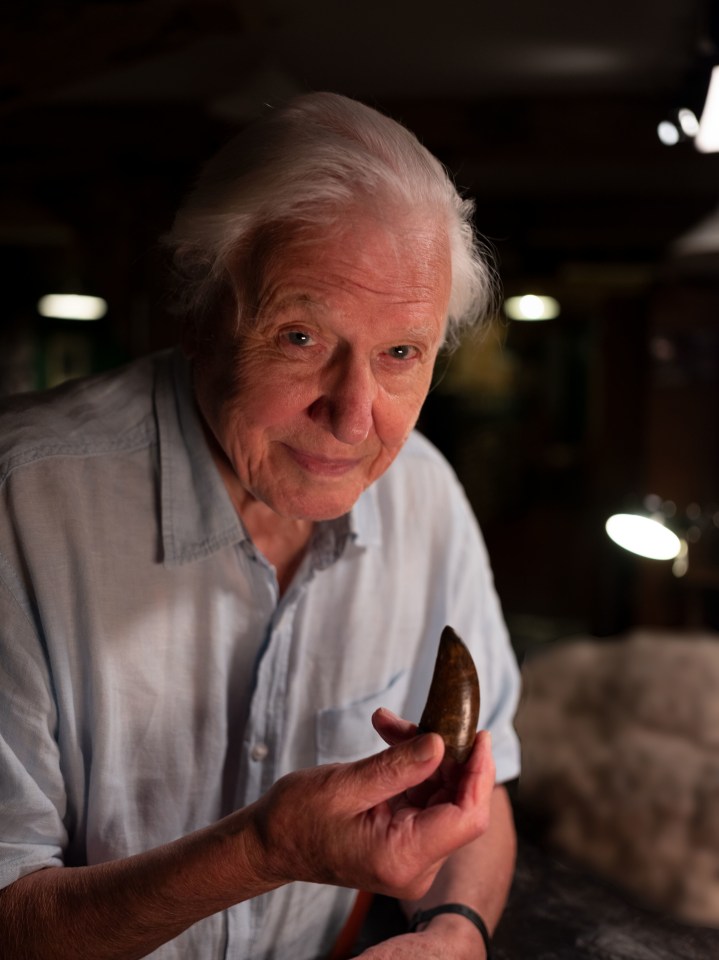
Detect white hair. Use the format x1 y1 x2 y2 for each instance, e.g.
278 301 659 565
164 92 498 347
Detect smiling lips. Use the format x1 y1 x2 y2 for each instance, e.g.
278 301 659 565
284 444 365 477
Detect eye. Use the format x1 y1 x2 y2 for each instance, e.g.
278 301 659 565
276 327 323 361
386 345 418 361
284 330 314 347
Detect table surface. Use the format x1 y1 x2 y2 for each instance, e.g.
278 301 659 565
350 835 719 959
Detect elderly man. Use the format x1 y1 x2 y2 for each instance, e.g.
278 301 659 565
0 93 520 959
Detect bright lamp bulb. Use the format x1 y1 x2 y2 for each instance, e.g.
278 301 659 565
696 65 719 153
37 294 108 321
657 121 680 146
678 109 699 137
503 294 560 321
605 514 682 561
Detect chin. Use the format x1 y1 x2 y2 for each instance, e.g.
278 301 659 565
269 486 364 523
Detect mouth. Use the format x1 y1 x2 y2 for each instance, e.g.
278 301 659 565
283 444 364 477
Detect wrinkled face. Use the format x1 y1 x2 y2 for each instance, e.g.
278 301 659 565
191 214 451 522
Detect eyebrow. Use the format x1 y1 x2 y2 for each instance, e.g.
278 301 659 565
257 286 446 345
258 290 325 316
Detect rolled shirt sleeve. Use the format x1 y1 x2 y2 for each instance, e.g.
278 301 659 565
0 577 66 887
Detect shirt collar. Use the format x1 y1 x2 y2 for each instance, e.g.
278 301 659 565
156 348 383 567
156 349 246 567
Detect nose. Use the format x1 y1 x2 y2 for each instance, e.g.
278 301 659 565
310 353 376 445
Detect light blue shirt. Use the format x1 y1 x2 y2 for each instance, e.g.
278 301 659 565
0 349 521 959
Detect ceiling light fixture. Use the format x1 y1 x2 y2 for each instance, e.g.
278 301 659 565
605 513 682 561
37 294 108 321
678 108 700 137
657 120 681 145
696 65 719 152
657 108 700 146
503 294 560 322
605 496 719 577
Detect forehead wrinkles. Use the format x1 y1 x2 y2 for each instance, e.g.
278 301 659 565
259 221 451 314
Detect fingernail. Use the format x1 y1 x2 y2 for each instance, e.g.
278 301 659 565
411 734 437 762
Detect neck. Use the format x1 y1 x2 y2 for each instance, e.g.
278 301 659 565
202 424 314 594
239 499 314 595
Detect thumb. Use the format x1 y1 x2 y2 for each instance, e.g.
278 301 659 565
350 733 445 809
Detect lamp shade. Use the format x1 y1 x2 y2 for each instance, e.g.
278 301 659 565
605 513 682 561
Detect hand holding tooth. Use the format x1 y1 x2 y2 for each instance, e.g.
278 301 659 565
246 627 492 899
247 731 492 901
372 626 488 810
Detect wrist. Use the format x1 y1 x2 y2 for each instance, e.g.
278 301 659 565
215 802 288 894
409 903 492 959
431 915 489 958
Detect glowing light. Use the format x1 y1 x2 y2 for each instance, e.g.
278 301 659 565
605 514 682 561
657 121 680 146
37 294 108 321
503 294 560 321
696 66 719 153
678 108 699 137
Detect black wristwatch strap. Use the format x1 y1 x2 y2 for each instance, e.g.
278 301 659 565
409 902 493 957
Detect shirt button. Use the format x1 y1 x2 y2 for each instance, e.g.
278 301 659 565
251 742 269 761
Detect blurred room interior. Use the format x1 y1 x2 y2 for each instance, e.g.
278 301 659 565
2 1 719 947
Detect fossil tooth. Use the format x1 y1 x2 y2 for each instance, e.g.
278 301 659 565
418 625 480 763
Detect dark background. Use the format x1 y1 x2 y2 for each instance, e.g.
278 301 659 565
3 0 719 650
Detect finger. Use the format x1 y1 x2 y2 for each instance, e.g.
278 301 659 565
466 729 491 771
455 730 496 810
413 730 490 803
349 733 445 810
405 775 444 808
386 734 495 868
392 789 482 861
371 707 418 746
417 783 454 807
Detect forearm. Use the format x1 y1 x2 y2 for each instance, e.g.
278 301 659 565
400 784 516 955
0 734 483 960
0 804 280 960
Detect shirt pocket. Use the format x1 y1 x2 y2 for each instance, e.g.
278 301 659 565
316 670 410 763
315 670 411 765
